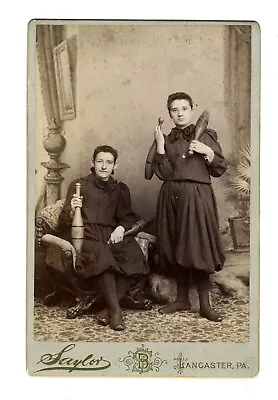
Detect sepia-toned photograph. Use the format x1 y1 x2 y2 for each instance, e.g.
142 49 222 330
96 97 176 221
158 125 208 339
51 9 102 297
27 20 260 377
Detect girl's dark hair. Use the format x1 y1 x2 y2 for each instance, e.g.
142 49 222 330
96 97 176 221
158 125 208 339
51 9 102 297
167 92 193 112
92 145 118 163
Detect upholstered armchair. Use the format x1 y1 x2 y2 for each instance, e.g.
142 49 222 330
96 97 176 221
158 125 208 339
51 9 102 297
35 200 156 318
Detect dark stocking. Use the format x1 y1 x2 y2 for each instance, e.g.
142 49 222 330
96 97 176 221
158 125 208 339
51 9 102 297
159 271 191 314
192 269 222 322
96 272 125 330
96 275 132 326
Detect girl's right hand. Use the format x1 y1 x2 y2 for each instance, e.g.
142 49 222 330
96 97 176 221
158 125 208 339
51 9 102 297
154 125 165 146
70 194 83 212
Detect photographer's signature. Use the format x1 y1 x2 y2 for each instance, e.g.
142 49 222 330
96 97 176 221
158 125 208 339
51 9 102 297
35 344 111 373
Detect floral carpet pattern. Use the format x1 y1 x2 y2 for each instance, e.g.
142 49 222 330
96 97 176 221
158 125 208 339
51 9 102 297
33 289 249 343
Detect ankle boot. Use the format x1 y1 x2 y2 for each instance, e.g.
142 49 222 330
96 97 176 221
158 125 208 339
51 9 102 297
158 271 190 314
193 269 222 322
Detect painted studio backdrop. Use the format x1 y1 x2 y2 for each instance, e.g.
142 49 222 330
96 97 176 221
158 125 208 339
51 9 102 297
35 23 251 288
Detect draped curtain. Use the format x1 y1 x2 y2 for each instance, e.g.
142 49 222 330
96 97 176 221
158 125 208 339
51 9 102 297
36 25 63 127
36 25 69 207
227 25 252 159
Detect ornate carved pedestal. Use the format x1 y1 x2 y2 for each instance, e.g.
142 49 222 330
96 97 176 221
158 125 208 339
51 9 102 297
41 119 69 205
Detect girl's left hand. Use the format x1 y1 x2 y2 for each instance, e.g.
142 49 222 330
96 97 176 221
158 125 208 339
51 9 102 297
189 140 213 157
109 225 125 244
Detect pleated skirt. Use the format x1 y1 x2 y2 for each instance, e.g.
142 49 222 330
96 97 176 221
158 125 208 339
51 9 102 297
156 180 225 276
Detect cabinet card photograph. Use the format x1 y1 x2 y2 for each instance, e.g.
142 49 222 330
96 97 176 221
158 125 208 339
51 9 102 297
27 20 260 377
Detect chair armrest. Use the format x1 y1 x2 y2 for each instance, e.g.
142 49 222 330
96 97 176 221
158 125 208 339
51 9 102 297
42 234 77 272
135 231 156 260
136 231 156 243
42 233 74 250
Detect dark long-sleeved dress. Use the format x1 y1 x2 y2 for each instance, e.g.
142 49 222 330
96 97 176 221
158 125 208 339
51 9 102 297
58 171 149 279
153 124 227 276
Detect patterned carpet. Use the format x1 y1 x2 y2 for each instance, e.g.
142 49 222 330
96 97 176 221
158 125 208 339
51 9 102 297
33 288 249 342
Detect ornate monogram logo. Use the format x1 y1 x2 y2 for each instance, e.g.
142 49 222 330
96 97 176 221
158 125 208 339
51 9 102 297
174 352 186 374
119 344 167 374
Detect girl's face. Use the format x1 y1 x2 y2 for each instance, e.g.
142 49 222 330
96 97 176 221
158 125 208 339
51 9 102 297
169 99 193 129
92 151 117 181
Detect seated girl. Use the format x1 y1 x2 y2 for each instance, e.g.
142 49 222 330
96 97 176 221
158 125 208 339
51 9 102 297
58 145 150 331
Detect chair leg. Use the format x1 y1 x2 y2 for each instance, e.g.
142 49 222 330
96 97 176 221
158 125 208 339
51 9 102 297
43 265 67 306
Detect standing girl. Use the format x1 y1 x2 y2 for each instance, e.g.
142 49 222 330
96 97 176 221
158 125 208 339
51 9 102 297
150 92 227 322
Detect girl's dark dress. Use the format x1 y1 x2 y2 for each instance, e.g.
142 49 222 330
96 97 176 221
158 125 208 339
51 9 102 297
154 124 227 276
58 172 149 279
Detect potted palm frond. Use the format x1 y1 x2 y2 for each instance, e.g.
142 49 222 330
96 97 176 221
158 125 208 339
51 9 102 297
228 144 251 250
